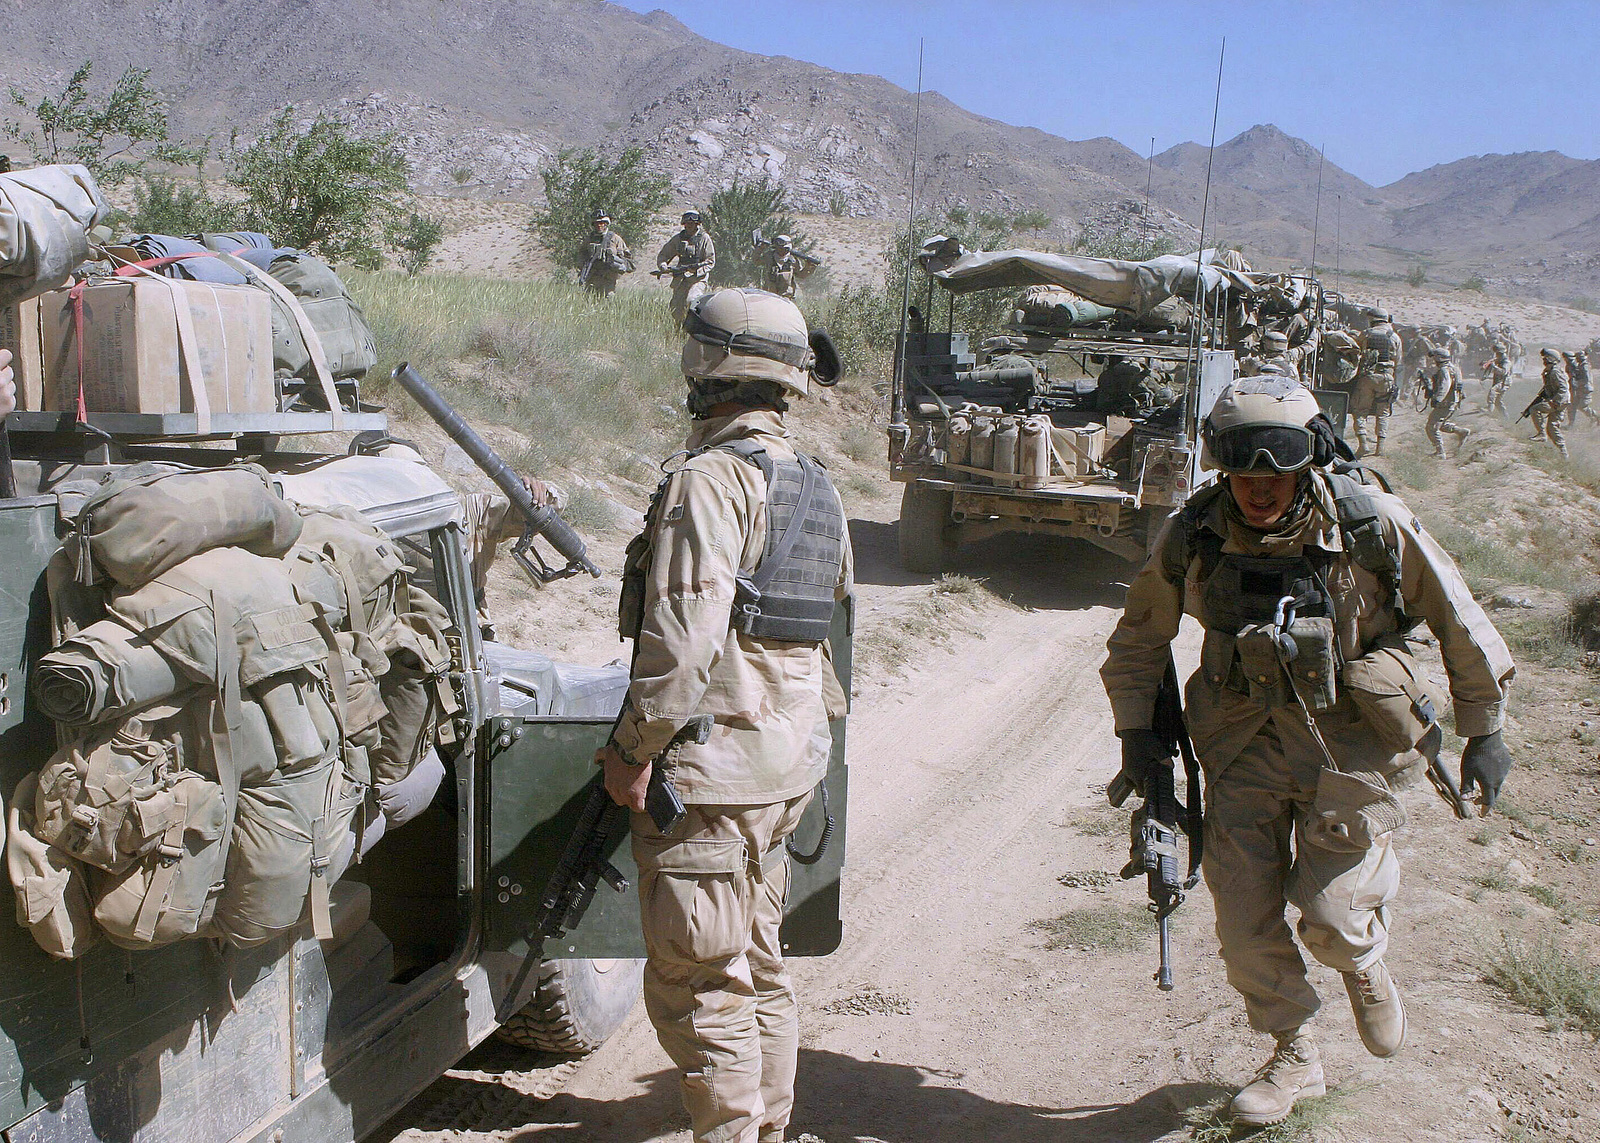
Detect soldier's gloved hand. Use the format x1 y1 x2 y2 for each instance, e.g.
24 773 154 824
1116 728 1170 801
1461 730 1514 812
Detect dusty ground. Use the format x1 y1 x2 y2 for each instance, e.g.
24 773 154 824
373 297 1600 1142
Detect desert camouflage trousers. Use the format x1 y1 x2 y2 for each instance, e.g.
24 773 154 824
1425 397 1466 452
633 792 812 1143
1349 373 1396 451
1202 724 1399 1035
670 278 710 324
1529 398 1568 454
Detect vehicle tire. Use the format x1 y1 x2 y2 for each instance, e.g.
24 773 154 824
898 483 953 573
495 957 645 1055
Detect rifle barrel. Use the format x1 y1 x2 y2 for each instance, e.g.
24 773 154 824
1157 917 1174 991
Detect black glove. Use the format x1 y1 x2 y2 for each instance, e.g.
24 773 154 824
1461 730 1513 811
1115 729 1170 801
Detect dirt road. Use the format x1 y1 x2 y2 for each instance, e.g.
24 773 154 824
381 421 1600 1143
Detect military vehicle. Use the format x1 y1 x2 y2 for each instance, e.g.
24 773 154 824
887 242 1330 570
0 335 848 1141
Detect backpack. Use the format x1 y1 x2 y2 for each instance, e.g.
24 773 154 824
264 252 378 382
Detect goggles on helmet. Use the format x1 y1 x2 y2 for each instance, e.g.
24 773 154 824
1209 424 1315 474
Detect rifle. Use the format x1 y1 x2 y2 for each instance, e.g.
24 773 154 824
652 260 706 280
1109 655 1202 991
494 713 710 1023
1515 392 1543 425
391 364 601 583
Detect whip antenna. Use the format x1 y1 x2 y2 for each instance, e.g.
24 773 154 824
1309 143 1325 277
1186 38 1225 445
891 39 924 430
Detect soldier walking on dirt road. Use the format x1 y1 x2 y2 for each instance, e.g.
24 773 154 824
599 288 851 1143
1527 348 1570 457
1350 310 1402 455
1421 346 1471 458
1565 350 1595 426
1101 378 1515 1129
656 210 716 324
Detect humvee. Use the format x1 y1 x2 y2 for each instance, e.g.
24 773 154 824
887 244 1333 570
0 402 849 1142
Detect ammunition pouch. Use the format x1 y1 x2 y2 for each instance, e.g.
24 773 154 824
1234 624 1293 708
6 772 100 960
1341 639 1442 755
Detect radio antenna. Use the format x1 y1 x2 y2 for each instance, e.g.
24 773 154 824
1309 143 1325 277
890 39 925 430
1185 37 1226 448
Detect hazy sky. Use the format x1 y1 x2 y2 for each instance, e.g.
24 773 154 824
615 0 1599 186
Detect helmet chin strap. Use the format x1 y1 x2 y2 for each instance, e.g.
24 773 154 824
686 377 789 419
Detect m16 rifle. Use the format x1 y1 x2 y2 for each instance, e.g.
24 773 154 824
1109 654 1202 991
652 261 707 280
391 364 601 583
1514 391 1544 425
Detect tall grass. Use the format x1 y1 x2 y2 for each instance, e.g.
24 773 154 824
345 271 688 471
1484 936 1600 1038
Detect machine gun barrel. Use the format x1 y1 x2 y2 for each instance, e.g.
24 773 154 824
957 365 1037 387
392 363 600 582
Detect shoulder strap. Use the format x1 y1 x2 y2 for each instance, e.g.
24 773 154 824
1324 471 1403 597
750 453 820 598
1160 482 1226 586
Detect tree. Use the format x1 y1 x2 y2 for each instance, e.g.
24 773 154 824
702 176 813 288
389 211 445 275
528 146 670 275
227 108 410 268
128 173 236 234
4 61 199 187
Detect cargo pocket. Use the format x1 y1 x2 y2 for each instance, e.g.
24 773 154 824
634 834 750 965
1342 641 1442 755
1349 838 1400 913
6 772 100 959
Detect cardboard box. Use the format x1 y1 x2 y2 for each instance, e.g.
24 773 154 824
0 298 44 411
40 277 273 424
1051 424 1106 477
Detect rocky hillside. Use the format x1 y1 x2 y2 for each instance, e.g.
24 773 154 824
3 0 1595 301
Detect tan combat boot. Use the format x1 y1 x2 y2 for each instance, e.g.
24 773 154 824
1453 426 1472 455
1343 960 1407 1058
1231 1031 1326 1127
1372 438 1384 457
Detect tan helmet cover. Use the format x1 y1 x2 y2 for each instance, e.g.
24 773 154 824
682 288 813 396
1200 378 1325 473
1262 330 1290 350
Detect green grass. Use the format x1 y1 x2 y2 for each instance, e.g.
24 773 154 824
1431 522 1586 595
1184 1083 1358 1141
839 421 881 464
1027 902 1152 952
346 270 687 472
1497 612 1585 670
1483 935 1600 1038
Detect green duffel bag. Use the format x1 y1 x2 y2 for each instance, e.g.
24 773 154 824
266 252 377 381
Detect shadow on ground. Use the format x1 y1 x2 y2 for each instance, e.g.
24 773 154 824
849 518 1135 613
393 1046 1228 1143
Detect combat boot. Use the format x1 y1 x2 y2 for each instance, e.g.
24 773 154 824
1230 1031 1325 1127
1343 960 1406 1058
1372 438 1384 457
1453 426 1472 455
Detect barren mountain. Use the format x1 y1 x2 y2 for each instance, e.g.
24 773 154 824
2 0 1595 301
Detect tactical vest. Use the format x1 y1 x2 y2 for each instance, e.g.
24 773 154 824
620 439 845 646
1162 469 1408 633
1364 326 1400 365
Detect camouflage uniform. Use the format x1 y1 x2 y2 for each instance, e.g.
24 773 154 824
1565 351 1595 426
1320 328 1361 391
1422 358 1470 457
582 226 632 297
759 247 816 299
1528 351 1570 456
613 409 852 1143
1351 319 1403 455
1102 470 1514 1039
1483 343 1512 413
658 227 717 323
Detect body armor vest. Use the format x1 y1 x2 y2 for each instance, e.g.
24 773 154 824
1364 325 1400 364
619 438 845 646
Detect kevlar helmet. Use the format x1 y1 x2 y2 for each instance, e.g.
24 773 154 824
1542 347 1559 360
775 234 793 249
1368 309 1391 325
682 288 840 398
681 210 702 224
1262 330 1289 352
1429 344 1451 359
1201 378 1334 474
592 209 610 223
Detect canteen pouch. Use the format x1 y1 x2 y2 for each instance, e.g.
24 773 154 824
1285 616 1338 711
90 768 229 948
1305 766 1407 854
6 772 100 960
1342 639 1442 754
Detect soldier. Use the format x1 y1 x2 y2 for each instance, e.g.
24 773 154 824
1350 309 1402 456
1102 378 1515 1128
598 288 851 1143
580 209 633 297
1481 340 1513 414
759 234 819 299
1526 348 1570 457
0 347 15 416
656 210 717 324
1241 330 1296 378
1564 350 1595 426
1421 346 1471 458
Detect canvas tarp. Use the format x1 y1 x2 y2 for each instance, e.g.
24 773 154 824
0 164 109 307
917 239 1260 316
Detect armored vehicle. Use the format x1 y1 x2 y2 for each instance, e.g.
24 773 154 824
0 394 849 1142
888 243 1330 570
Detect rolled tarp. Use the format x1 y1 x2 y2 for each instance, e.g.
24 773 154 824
33 618 190 726
0 164 109 306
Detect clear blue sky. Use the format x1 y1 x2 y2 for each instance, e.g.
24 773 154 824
614 0 1599 186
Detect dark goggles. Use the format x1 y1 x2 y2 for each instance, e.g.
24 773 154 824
1210 424 1314 473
